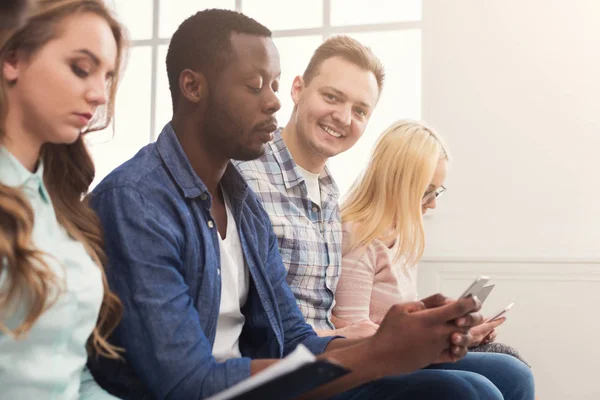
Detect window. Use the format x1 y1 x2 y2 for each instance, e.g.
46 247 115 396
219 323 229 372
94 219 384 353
88 0 422 195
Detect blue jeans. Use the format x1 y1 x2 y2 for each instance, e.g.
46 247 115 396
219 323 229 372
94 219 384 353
430 352 535 400
330 352 534 400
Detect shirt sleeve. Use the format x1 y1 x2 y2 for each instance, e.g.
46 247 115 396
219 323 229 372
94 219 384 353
260 207 341 356
91 187 251 399
79 367 121 400
333 242 377 325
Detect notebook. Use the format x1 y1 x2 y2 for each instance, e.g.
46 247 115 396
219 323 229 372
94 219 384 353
206 344 350 400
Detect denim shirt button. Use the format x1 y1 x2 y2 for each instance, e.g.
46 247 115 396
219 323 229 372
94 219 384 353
200 193 208 201
208 220 214 228
217 268 221 276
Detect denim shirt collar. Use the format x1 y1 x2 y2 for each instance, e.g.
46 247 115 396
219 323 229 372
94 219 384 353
156 122 250 205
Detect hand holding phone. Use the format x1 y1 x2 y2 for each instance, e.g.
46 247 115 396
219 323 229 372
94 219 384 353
485 302 514 323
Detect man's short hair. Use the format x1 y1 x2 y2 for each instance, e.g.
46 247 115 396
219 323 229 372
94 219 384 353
166 8 271 112
302 35 385 94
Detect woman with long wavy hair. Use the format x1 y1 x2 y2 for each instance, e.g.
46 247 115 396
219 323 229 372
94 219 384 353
0 1 125 397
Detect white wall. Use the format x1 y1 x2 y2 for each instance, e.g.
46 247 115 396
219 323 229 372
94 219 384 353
420 1 600 399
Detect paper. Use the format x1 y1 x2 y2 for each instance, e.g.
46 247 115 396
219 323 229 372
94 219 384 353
206 344 316 400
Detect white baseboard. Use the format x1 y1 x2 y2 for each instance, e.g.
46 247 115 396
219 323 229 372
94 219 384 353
416 259 600 400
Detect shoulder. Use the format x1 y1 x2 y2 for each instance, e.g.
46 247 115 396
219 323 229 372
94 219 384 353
92 142 167 196
234 150 282 184
90 144 185 221
342 222 389 267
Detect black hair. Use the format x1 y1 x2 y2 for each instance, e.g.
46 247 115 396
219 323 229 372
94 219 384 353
166 8 271 113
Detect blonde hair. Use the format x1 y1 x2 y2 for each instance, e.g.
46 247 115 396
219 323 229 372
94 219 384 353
0 0 125 359
303 35 385 94
341 120 449 265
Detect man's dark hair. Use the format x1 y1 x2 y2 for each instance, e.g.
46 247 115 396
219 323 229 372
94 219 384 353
166 8 271 113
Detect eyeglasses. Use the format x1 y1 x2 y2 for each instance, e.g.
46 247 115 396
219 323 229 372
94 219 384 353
422 185 446 205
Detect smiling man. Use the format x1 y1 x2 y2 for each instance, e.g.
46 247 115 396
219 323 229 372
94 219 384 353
236 36 384 338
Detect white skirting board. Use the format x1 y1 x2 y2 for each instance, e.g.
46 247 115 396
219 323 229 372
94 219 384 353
417 257 600 400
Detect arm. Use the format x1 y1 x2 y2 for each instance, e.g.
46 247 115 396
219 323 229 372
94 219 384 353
301 296 484 400
91 187 275 399
332 244 377 325
261 211 340 356
313 321 379 340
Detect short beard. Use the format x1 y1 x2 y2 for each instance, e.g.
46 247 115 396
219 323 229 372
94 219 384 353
231 144 265 162
202 94 264 162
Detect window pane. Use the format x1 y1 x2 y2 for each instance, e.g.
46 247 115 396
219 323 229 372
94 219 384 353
88 47 153 189
327 30 421 196
242 0 322 31
109 0 153 40
155 45 172 139
273 36 323 126
331 0 422 26
159 0 236 38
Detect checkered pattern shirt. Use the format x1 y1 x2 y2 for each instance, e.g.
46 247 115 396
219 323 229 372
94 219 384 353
234 129 342 330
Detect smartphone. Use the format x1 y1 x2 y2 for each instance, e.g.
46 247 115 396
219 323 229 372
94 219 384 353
477 284 495 304
459 276 490 299
485 302 514 323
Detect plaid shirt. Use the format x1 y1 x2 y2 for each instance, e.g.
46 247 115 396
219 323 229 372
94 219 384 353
234 129 342 330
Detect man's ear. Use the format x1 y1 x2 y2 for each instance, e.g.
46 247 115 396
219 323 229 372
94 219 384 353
179 69 208 104
290 75 305 106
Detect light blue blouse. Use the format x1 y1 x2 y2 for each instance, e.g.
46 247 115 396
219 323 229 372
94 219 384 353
0 147 118 399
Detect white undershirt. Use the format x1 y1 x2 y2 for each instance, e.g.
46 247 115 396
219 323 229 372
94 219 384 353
212 191 250 362
296 165 321 206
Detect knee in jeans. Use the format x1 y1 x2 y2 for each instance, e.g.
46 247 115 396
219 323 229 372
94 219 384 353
436 373 502 400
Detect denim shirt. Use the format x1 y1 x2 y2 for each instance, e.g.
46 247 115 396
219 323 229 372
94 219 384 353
88 123 336 400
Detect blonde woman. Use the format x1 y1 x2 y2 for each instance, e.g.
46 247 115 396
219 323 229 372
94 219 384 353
333 120 535 400
334 120 452 324
0 0 125 398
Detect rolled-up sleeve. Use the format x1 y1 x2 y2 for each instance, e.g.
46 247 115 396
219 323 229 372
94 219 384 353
91 187 251 399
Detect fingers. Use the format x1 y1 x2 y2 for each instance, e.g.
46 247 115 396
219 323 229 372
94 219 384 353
482 329 498 344
449 344 468 360
486 316 506 328
455 311 484 328
345 320 379 338
421 293 448 309
430 296 482 322
357 319 380 328
451 332 471 348
469 317 504 337
391 300 427 314
359 321 379 335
